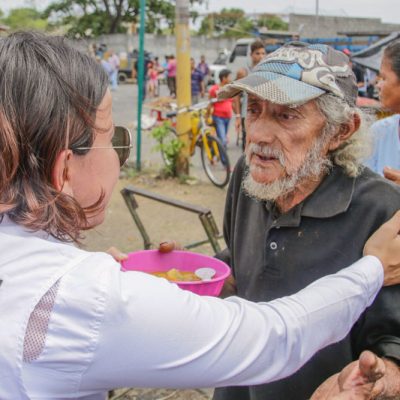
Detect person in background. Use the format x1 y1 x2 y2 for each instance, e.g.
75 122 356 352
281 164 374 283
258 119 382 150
161 55 169 86
108 49 120 91
234 40 266 150
208 69 233 148
95 43 107 58
191 57 205 104
167 54 177 97
347 55 376 100
198 54 210 80
234 67 249 149
96 55 113 87
215 42 400 400
357 66 377 99
153 56 163 96
365 40 400 181
146 60 158 99
133 51 151 101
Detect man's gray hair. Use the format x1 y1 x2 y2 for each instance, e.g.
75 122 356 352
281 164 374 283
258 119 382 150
315 93 375 177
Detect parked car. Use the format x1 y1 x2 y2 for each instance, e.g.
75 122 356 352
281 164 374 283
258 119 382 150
119 49 155 83
208 49 230 85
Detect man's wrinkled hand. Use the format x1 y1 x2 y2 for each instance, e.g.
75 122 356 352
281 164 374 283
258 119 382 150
311 351 385 400
219 274 237 298
158 240 183 253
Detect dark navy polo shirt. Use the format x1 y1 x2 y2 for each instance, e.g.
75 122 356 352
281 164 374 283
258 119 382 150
214 156 400 400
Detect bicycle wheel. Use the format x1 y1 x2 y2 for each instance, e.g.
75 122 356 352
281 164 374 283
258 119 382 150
201 134 230 188
159 126 178 167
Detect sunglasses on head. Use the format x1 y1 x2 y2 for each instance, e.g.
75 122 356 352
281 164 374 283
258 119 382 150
72 126 132 167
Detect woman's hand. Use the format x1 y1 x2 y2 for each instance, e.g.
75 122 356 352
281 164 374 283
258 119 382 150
383 166 400 185
106 246 128 263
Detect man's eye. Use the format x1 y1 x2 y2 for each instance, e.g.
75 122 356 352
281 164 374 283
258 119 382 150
247 107 259 115
278 112 297 120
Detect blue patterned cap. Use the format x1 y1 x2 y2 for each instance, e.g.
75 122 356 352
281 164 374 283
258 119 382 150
218 42 357 106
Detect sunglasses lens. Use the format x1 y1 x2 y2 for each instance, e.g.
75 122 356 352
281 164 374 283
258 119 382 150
113 126 131 166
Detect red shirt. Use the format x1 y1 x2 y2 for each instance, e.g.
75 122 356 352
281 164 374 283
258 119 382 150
209 84 233 119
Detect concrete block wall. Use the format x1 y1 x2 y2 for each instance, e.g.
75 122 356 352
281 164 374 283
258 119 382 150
79 33 236 64
289 14 400 38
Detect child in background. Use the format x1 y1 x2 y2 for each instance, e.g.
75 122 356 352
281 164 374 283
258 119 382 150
146 61 158 99
208 69 233 148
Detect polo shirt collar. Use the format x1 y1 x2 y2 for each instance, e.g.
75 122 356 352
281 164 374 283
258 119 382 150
301 166 355 218
264 166 355 224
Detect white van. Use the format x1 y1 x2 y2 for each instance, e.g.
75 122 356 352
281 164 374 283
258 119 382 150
206 39 257 85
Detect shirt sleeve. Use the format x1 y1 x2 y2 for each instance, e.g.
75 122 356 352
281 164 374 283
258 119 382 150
209 85 217 99
78 255 383 392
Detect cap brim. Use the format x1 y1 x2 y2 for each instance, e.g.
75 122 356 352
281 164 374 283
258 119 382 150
218 71 326 106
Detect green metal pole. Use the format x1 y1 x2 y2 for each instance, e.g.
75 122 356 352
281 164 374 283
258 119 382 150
136 0 146 171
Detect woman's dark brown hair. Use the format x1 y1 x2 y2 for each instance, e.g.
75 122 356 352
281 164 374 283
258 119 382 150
384 39 400 80
0 31 109 242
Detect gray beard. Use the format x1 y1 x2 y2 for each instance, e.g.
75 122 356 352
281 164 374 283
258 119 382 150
242 138 332 202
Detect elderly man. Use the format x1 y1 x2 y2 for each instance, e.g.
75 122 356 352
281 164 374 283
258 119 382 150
215 42 400 400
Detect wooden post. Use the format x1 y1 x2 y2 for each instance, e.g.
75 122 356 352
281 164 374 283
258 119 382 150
175 0 191 175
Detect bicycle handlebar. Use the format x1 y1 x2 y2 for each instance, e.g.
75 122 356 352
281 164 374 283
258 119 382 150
166 111 177 118
166 98 219 116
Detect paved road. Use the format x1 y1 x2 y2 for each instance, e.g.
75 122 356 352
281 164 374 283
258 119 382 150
111 83 243 182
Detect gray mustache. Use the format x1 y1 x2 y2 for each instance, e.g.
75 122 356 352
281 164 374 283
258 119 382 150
246 143 285 167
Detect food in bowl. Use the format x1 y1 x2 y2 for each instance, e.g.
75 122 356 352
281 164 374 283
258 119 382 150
151 268 201 282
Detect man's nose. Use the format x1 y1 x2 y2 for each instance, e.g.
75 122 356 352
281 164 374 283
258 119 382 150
246 117 276 145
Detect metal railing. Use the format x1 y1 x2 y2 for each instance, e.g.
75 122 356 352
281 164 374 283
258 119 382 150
121 185 222 253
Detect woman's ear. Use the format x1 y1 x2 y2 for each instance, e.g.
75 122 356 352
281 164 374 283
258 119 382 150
51 150 74 195
328 113 361 151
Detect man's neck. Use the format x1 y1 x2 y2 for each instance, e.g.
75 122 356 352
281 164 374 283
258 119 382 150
275 173 326 214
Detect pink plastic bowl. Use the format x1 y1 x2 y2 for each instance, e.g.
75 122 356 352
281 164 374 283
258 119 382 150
121 250 231 296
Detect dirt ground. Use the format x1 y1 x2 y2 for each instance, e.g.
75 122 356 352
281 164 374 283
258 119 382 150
83 172 227 255
82 170 229 400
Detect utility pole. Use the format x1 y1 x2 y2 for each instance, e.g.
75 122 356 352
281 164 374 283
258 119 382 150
136 0 146 171
315 0 320 37
175 0 191 175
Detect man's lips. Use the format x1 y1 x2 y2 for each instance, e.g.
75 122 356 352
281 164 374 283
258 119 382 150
253 153 279 162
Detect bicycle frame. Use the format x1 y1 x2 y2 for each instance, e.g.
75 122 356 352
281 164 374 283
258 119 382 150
154 99 231 187
159 100 223 165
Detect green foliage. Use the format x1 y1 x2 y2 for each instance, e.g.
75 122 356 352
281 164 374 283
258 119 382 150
43 0 203 37
198 10 289 37
1 7 49 31
257 14 288 31
198 8 254 38
151 122 184 177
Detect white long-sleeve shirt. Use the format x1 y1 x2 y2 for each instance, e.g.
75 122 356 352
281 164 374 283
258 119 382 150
0 217 383 399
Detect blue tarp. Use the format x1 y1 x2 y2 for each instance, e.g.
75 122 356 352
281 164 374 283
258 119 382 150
352 32 400 72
